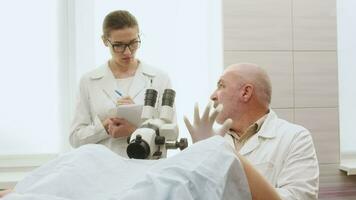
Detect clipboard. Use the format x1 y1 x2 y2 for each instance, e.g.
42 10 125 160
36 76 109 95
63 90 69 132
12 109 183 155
116 104 143 126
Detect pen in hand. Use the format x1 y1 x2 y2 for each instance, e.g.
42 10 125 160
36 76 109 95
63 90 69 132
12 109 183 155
115 90 135 105
115 90 123 97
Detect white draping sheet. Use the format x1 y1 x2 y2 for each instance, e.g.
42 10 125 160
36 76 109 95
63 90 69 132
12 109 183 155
4 136 251 200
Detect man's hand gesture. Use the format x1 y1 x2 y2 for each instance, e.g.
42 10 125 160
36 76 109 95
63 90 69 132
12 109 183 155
184 102 232 143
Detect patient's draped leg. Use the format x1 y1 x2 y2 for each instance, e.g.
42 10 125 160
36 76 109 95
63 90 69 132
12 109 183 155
5 136 251 200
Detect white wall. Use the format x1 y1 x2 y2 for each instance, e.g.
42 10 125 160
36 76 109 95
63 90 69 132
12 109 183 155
0 0 60 155
337 0 356 155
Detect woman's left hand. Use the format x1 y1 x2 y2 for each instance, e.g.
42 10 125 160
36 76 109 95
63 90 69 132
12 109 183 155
108 117 137 138
117 96 134 105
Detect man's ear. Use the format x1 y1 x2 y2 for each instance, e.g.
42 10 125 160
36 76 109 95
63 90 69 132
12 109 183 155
102 35 108 47
241 84 253 102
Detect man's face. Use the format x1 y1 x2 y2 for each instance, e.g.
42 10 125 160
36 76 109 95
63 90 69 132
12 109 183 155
210 70 242 124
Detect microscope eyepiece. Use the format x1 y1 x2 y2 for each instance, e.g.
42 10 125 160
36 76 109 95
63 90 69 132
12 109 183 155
144 89 158 107
161 89 175 107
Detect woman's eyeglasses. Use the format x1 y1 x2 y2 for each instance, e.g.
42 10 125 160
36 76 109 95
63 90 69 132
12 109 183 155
107 38 141 53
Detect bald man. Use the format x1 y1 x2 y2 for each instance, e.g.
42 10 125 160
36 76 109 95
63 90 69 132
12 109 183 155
184 63 319 200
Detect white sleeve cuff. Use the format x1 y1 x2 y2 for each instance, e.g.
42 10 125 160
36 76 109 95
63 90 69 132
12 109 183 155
93 115 110 141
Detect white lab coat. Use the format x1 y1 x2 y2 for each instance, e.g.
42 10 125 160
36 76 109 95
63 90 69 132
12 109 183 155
69 61 172 157
226 110 319 200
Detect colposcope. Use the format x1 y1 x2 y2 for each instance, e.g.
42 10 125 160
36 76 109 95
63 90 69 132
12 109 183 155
126 88 188 159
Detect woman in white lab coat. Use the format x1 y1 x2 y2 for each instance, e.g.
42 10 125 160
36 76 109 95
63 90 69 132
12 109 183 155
69 10 172 157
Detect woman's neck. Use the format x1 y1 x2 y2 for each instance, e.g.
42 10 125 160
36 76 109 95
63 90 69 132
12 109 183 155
109 59 139 78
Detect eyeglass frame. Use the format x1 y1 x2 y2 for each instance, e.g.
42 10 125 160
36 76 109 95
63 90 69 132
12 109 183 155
106 36 141 53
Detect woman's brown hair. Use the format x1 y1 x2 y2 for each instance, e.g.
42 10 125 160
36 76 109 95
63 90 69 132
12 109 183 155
102 10 139 38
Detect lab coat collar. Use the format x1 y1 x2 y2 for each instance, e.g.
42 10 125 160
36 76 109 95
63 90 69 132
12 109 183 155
128 62 156 99
239 109 278 156
89 63 108 80
89 61 156 100
89 61 157 79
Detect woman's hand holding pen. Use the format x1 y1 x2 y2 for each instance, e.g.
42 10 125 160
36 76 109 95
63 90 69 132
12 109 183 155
114 90 134 105
103 89 135 106
117 96 135 105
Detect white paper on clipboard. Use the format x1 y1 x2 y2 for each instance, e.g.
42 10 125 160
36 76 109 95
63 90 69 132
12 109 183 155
116 104 143 126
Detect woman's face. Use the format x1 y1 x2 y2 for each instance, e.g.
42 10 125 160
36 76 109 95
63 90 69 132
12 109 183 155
104 27 140 66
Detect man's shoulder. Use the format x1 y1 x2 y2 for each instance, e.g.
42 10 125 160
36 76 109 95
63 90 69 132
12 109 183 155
260 111 315 155
276 118 307 133
267 111 310 138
